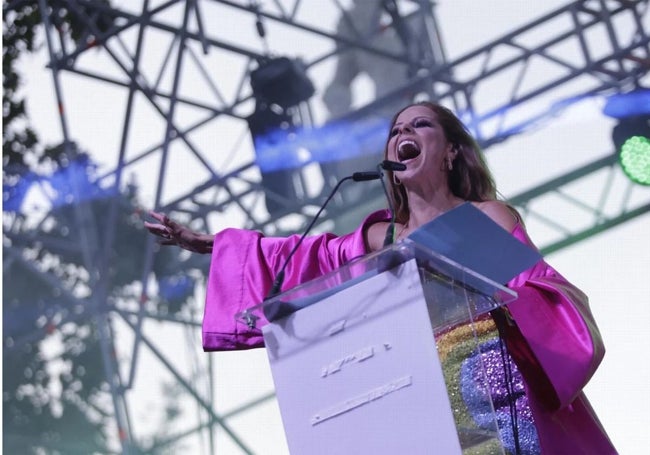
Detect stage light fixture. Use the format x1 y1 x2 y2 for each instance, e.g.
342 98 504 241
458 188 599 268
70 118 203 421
247 57 316 217
250 57 315 109
247 103 301 217
605 90 650 186
612 115 650 186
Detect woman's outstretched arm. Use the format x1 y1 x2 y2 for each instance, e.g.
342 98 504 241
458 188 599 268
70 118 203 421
144 211 214 254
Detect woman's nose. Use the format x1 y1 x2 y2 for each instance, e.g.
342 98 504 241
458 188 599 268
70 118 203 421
403 123 414 133
397 124 413 135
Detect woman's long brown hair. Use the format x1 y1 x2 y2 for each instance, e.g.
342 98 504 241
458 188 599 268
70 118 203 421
384 102 497 224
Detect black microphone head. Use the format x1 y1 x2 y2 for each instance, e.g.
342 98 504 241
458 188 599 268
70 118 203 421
352 171 381 181
381 160 406 171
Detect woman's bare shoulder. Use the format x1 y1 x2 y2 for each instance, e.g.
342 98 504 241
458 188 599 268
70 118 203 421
472 200 519 232
365 220 391 252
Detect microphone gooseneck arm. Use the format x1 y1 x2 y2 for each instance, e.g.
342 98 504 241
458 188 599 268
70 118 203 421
265 171 381 300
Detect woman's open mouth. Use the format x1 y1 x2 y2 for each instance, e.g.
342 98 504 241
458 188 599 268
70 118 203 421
397 140 420 162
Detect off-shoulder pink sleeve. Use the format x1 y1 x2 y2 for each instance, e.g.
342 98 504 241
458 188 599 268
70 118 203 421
504 223 605 410
201 211 389 351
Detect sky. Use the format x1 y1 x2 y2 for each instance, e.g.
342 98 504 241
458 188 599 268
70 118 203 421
9 0 650 453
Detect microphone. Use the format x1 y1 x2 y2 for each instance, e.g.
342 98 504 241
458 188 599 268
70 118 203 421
352 171 382 181
378 160 405 246
265 170 381 300
381 160 407 172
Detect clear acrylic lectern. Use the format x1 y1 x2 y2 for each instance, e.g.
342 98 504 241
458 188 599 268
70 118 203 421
236 240 517 455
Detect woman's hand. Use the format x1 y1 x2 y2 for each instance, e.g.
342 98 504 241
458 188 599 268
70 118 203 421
144 211 213 254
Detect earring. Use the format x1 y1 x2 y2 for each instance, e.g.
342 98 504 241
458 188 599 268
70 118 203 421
447 157 453 171
393 174 402 186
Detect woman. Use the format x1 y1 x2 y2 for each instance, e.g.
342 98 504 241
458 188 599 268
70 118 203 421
145 102 616 454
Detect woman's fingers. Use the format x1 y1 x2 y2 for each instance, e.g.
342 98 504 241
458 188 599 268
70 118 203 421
148 211 166 223
145 211 195 248
148 211 181 232
144 221 164 235
144 220 175 242
146 212 174 233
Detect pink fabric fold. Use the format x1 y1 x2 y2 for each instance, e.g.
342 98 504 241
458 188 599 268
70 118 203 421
202 211 616 454
202 211 381 351
502 224 615 453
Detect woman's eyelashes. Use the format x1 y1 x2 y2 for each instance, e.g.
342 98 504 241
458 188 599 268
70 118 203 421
390 119 434 136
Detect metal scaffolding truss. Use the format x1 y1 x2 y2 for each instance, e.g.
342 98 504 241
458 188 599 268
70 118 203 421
21 0 650 235
3 0 650 453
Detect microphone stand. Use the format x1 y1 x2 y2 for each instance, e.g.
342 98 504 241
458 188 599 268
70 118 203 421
265 171 381 301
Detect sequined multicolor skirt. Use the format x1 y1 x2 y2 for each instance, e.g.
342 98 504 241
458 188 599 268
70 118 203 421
436 315 541 454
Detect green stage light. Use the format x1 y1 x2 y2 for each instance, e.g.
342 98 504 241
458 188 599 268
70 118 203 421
612 115 650 186
619 135 650 186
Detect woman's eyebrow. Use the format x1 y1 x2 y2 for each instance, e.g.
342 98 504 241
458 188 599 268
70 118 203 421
393 116 436 126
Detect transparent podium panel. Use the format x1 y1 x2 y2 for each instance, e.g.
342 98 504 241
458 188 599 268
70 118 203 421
236 241 517 455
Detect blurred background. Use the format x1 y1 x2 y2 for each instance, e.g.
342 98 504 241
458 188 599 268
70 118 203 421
3 0 650 453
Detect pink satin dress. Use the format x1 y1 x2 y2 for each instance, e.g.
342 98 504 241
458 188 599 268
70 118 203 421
202 210 616 454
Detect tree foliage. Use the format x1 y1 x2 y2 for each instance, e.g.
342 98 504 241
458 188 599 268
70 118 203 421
3 2 201 452
3 1 44 176
3 0 118 176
